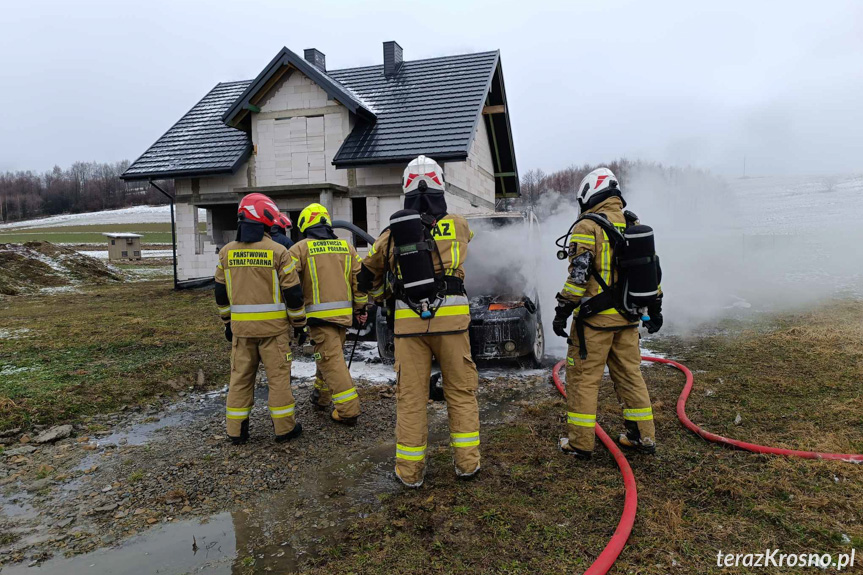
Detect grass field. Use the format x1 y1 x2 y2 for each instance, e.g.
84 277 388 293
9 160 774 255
0 222 205 245
0 279 226 430
306 302 863 575
1 278 860 574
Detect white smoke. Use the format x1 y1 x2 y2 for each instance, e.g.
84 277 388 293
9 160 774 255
465 166 863 358
625 168 863 333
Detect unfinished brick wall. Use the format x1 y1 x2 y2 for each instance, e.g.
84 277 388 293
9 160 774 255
253 71 351 187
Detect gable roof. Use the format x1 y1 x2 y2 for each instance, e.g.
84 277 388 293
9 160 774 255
122 48 518 196
121 81 252 181
222 47 376 128
328 51 499 166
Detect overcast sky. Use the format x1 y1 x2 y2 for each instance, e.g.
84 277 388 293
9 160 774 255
1 0 861 177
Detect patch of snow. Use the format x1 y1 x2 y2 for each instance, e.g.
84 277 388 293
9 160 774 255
3 243 66 274
0 328 31 340
78 249 172 260
290 358 396 385
39 286 81 295
0 205 206 230
0 365 31 376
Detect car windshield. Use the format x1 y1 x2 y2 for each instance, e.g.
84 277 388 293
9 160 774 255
463 216 532 298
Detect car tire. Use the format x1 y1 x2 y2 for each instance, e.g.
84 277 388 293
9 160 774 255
520 313 545 369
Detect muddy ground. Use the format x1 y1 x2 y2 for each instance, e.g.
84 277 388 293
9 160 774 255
0 346 549 573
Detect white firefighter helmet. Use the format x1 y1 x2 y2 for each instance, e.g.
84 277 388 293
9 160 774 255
576 167 624 212
403 155 445 194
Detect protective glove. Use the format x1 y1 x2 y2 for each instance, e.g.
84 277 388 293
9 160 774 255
553 299 577 339
294 326 308 347
354 306 369 328
224 322 233 342
428 373 445 402
643 300 663 334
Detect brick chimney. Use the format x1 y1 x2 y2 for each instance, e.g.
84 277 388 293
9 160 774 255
303 48 326 72
383 41 403 78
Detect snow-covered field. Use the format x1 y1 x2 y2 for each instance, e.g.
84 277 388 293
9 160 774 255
0 205 206 231
79 249 173 259
0 205 172 230
731 174 863 234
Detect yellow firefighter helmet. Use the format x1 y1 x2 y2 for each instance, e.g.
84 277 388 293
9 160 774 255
297 203 331 233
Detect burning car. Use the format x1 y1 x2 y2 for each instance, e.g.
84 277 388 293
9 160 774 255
374 211 545 366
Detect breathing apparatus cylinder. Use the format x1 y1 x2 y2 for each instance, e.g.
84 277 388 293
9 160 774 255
389 209 439 318
620 224 659 319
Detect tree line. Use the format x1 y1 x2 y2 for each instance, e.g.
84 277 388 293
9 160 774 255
0 161 173 223
502 158 724 218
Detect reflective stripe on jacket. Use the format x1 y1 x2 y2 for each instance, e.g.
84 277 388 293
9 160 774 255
363 213 473 336
288 238 365 328
557 197 630 327
214 236 302 337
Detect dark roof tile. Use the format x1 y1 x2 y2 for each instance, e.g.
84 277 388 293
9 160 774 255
123 51 500 179
329 51 498 165
121 81 252 180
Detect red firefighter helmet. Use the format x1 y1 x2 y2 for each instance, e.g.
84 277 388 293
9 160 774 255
277 214 292 229
238 193 280 227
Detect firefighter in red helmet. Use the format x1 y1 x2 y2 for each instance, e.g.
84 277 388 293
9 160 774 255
214 193 306 444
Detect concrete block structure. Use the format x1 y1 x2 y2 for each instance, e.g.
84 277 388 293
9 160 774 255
121 42 519 283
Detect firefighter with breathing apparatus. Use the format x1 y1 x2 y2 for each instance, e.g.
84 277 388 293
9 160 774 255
552 168 663 459
288 203 367 425
214 193 306 444
359 155 480 488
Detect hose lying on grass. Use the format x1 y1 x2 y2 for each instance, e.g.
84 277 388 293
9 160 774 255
552 353 863 575
642 355 863 464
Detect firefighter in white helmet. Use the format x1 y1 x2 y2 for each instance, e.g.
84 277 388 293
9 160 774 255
359 155 480 487
289 203 367 425
552 168 662 459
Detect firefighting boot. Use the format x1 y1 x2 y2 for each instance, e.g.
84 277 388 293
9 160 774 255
395 465 425 489
274 422 303 444
617 421 656 454
455 463 480 480
331 409 358 427
230 420 250 446
558 437 592 460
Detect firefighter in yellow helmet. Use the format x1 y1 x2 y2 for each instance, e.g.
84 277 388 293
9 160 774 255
359 155 479 488
214 193 306 444
552 168 663 459
289 203 367 425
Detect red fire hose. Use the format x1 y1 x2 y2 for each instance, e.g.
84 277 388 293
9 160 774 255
552 354 862 575
551 359 637 575
643 355 863 463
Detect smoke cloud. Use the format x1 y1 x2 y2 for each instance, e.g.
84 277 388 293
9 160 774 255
464 166 863 358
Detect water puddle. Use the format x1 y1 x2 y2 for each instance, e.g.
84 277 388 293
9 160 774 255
1 514 237 575
2 365 547 574
0 493 37 520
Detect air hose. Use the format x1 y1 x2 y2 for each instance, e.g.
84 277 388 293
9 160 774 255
550 354 863 575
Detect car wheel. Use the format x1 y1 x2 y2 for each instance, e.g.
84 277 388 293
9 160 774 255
529 317 545 368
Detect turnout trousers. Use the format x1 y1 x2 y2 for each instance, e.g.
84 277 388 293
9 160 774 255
565 323 655 452
393 331 480 484
309 324 360 418
227 333 297 437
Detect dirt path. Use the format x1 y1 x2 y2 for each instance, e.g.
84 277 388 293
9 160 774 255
0 346 549 573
